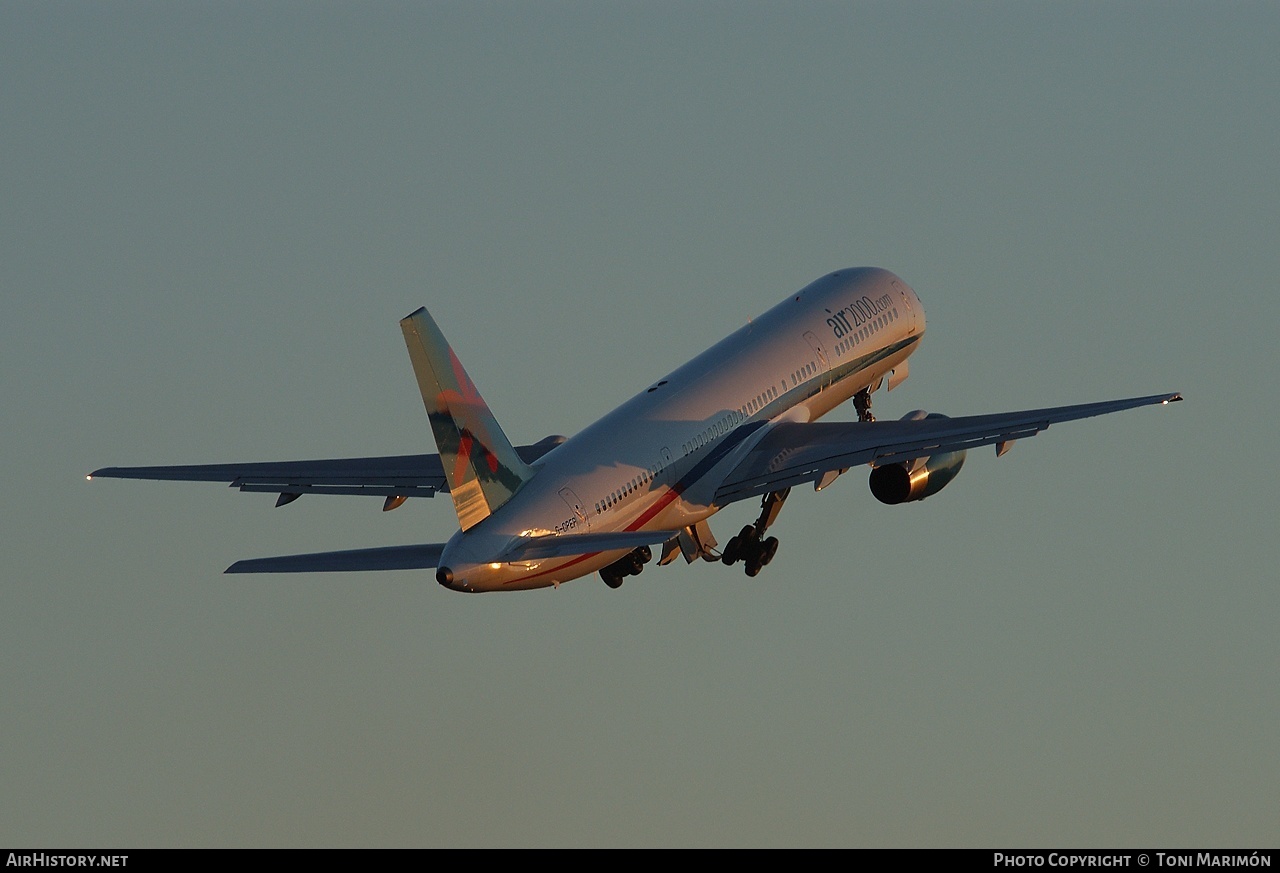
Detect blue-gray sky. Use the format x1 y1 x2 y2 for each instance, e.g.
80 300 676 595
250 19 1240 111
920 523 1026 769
3 2 1276 847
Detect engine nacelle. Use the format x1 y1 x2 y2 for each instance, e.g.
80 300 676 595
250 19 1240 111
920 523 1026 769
868 412 967 504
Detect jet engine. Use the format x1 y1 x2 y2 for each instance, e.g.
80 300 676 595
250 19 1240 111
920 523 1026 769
868 412 966 504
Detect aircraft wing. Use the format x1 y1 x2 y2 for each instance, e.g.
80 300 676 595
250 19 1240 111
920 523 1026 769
714 392 1182 505
90 436 566 503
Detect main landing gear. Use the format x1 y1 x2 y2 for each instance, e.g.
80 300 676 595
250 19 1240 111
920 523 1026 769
600 545 652 589
720 487 791 577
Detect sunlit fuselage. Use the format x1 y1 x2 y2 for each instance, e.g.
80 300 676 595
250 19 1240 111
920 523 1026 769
438 267 925 592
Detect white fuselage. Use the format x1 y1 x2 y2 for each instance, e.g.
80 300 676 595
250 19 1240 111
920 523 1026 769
438 267 925 591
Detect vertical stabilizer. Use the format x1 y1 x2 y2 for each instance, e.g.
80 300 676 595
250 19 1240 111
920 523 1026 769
400 308 535 530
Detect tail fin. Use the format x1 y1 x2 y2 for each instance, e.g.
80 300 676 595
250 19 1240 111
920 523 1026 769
400 308 535 530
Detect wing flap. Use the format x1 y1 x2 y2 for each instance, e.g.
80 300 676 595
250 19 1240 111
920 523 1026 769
225 543 446 574
714 392 1182 504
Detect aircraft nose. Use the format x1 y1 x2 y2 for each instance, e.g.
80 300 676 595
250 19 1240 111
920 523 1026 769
436 566 455 587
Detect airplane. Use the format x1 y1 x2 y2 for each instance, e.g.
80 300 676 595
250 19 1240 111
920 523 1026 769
90 267 1181 592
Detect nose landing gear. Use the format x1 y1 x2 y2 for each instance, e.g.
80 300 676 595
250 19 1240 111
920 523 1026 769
853 387 876 423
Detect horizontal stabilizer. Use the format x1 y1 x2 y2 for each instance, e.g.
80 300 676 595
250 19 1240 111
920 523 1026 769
504 530 682 561
225 543 445 574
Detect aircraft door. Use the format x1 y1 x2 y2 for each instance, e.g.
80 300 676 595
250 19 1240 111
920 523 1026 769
803 331 831 386
558 486 591 532
893 280 920 334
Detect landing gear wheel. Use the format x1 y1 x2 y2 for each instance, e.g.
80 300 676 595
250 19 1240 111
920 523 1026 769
761 536 779 566
732 494 790 577
603 544 653 587
723 525 755 566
